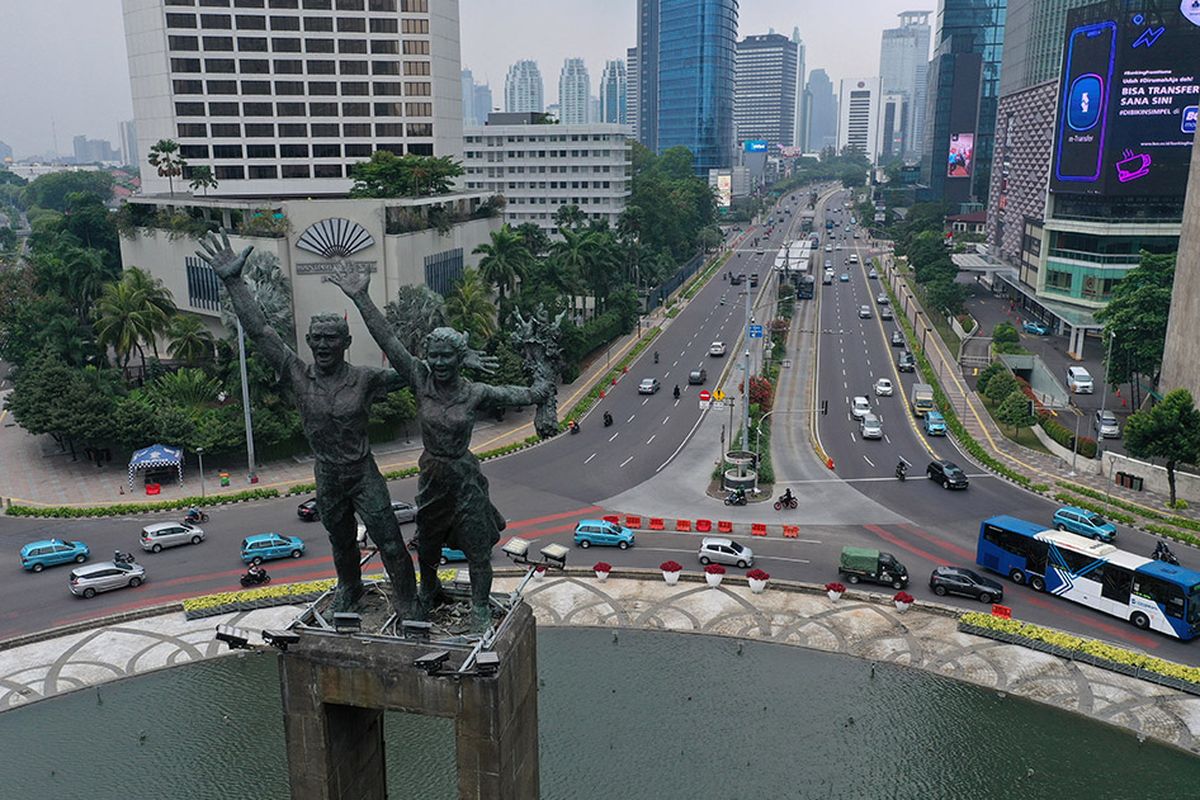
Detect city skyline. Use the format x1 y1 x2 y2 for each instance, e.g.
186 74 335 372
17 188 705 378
0 0 922 158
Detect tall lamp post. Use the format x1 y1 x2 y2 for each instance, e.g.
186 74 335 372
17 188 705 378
197 446 206 499
1097 330 1116 458
236 318 257 483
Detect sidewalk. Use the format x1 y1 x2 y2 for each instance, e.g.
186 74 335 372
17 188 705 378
0 306 667 509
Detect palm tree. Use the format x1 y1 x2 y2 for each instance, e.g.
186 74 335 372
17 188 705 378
62 247 113 322
187 164 219 197
385 284 446 355
93 280 155 373
218 250 294 345
120 267 177 360
550 227 597 317
554 204 586 231
145 368 221 413
444 269 496 346
148 139 187 197
473 225 530 302
167 314 216 365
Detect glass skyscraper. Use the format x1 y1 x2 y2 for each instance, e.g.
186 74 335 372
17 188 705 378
655 0 738 174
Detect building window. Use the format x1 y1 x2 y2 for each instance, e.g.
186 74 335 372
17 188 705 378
237 36 269 51
236 13 266 28
369 0 396 9
400 0 427 11
407 122 432 137
280 144 309 157
172 57 203 71
343 123 371 137
200 13 232 27
373 102 402 116
314 164 344 178
270 15 300 30
337 17 366 32
373 61 400 75
200 0 232 5
310 123 338 136
402 40 429 55
240 58 269 73
268 0 298 6
206 79 237 93
167 13 198 27
341 81 370 95
403 61 429 76
213 144 244 158
274 80 305 94
272 37 302 52
369 18 398 33
210 123 241 137
245 123 275 136
408 142 432 156
1045 269 1073 292
339 60 368 75
278 123 307 136
179 144 210 158
203 57 235 71
173 79 204 94
309 102 339 116
342 102 370 115
281 164 311 178
249 165 278 179
246 144 276 158
424 248 464 296
404 81 430 96
274 59 303 73
375 123 404 136
304 16 333 31
336 0 364 8
168 35 200 50
215 165 246 179
242 101 273 115
176 101 206 116
401 18 429 34
186 256 222 311
309 81 337 94
339 39 367 53
373 82 402 95
234 0 265 6
203 35 235 50
405 102 431 116
302 0 331 7
241 80 271 94
177 123 208 136
345 143 372 156
305 38 334 53
307 59 335 74
371 40 399 54
276 101 307 115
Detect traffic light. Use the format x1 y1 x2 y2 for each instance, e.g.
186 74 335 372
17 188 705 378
821 399 828 416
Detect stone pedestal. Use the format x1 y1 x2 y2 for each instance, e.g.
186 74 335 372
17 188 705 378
278 603 539 799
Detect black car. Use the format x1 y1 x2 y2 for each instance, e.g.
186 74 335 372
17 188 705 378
929 566 1003 604
688 368 707 385
926 459 969 490
897 350 916 372
297 498 320 521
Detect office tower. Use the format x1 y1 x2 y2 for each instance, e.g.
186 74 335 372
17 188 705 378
805 69 838 151
920 0 1006 203
734 33 797 150
72 135 119 164
878 93 909 161
879 11 931 159
837 77 881 159
504 59 545 114
626 47 639 138
473 82 493 125
121 0 461 196
119 120 139 166
656 0 739 173
462 68 477 126
635 1 659 148
558 58 591 125
600 59 629 124
791 27 807 150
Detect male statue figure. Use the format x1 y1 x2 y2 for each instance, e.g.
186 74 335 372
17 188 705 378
196 231 418 618
327 265 556 631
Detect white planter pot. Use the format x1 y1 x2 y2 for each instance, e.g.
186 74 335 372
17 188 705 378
705 572 724 588
748 578 768 594
533 569 546 580
827 590 843 601
662 570 681 585
894 601 911 612
594 571 610 582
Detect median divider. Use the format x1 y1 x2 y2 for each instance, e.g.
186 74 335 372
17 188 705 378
625 515 642 529
675 519 692 532
649 517 665 531
696 519 712 533
782 525 799 539
751 523 768 537
718 520 734 533
603 514 620 524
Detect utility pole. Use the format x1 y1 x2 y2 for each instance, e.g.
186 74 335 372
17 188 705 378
743 276 752 452
236 318 257 482
1098 330 1115 457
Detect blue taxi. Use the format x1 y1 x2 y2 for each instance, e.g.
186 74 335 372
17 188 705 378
241 533 306 564
21 539 90 572
573 520 635 550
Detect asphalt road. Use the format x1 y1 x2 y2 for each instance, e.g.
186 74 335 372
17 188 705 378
2 185 1197 664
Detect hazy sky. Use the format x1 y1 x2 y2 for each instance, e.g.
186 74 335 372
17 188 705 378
0 0 926 159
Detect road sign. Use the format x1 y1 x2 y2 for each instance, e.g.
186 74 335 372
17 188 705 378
713 389 726 401
711 400 725 409
699 400 711 410
698 390 712 402
749 324 764 338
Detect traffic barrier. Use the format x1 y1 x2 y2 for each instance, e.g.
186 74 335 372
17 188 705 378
782 525 799 539
649 517 665 531
145 483 161 496
696 519 712 533
602 514 620 524
992 604 1012 619
718 520 733 533
826 457 835 470
675 519 692 532
751 523 767 537
625 515 642 529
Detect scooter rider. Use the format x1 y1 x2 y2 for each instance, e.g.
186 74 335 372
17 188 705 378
895 458 908 479
654 350 660 364
781 487 795 506
603 411 613 427
673 384 681 400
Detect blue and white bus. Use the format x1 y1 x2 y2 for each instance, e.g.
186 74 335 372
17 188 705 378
976 515 1200 640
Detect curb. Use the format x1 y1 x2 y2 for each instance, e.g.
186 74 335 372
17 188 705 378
0 602 184 653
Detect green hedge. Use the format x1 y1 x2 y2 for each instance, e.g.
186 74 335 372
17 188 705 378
7 487 283 519
1038 414 1097 459
682 252 730 301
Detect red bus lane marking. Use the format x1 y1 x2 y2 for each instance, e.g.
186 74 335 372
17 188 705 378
894 523 974 560
505 506 602 531
863 524 943 565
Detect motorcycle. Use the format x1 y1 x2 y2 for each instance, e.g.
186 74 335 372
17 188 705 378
774 494 798 511
568 420 580 435
1153 541 1180 566
184 508 209 524
723 490 748 507
603 412 613 428
240 568 271 588
654 351 660 364
673 385 681 400
895 461 908 482
113 550 137 566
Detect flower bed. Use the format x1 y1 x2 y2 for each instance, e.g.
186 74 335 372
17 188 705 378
959 611 1200 696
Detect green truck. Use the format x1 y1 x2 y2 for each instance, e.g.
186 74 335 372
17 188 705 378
837 546 909 589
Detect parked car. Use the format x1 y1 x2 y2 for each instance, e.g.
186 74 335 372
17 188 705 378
1094 409 1120 438
21 539 89 573
1053 506 1117 542
880 307 893 320
1066 366 1094 394
891 330 905 347
897 351 916 373
860 414 883 439
1022 320 1051 336
929 566 1003 604
876 293 889 306
69 559 145 599
924 410 947 436
297 498 320 521
241 533 306 564
851 396 871 419
638 378 661 395
574 519 635 550
140 521 205 553
874 378 894 397
709 341 727 357
688 368 707 385
697 537 754 569
858 305 872 319
927 459 969 489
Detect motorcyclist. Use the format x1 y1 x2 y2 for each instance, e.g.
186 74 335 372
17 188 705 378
654 350 660 364
673 384 681 400
603 411 613 427
568 419 580 434
895 459 908 478
185 506 201 522
781 488 795 506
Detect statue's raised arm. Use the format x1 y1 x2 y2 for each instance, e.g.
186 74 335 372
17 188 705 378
196 230 296 374
327 264 416 378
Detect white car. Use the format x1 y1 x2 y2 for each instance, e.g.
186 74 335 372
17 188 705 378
709 341 727 357
638 378 661 395
860 414 883 440
874 378 894 397
851 396 871 419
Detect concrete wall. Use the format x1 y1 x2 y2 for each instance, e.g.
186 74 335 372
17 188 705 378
1102 451 1200 503
1160 124 1200 401
1031 424 1102 475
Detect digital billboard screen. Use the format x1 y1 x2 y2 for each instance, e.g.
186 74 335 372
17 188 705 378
743 140 768 153
947 132 974 178
1050 2 1200 196
716 173 732 207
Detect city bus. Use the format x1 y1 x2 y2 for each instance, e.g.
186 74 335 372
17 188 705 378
975 515 1200 640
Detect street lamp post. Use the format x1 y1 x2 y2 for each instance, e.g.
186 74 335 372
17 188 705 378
1069 407 1082 476
197 447 206 499
235 318 257 483
1098 330 1115 457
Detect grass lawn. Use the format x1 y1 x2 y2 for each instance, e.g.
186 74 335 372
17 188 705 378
980 396 1053 455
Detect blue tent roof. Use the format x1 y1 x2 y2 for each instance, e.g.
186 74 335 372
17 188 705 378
129 444 183 468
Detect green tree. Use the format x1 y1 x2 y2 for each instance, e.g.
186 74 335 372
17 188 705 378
187 164 219 196
148 139 186 197
1095 251 1174 394
1124 389 1200 507
120 266 177 360
93 279 155 372
514 222 551 259
984 370 1018 406
698 225 722 253
3 349 119 452
348 151 464 197
145 368 221 413
20 171 113 211
976 361 1006 395
992 321 1019 346
925 278 967 316
385 284 446 356
839 167 866 188
219 250 294 345
996 389 1036 436
444 268 496 346
167 314 216 365
553 204 586 230
473 224 530 302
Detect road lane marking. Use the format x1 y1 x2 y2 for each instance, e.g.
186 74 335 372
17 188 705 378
863 455 876 467
662 416 670 424
627 414 636 422
584 453 596 464
609 432 620 442
884 435 892 444
646 435 656 445
619 455 634 467
642 398 649 405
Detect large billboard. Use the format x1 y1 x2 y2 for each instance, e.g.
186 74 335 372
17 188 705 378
715 173 732 207
743 140 768 153
1050 2 1200 196
947 132 974 178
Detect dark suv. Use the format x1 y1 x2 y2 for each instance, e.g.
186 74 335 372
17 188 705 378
926 459 969 490
929 566 1003 604
897 350 916 372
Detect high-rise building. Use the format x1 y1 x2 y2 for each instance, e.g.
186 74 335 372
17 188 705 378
791 27 807 150
878 93 910 162
121 0 461 196
999 0 1095 98
635 1 659 149
119 120 139 167
805 69 838 151
0 141 13 163
462 68 478 126
558 58 591 125
626 47 640 139
600 60 629 124
920 0 1006 203
504 59 545 114
72 135 119 164
734 33 797 150
879 11 931 160
837 77 881 159
656 0 739 174
473 82 494 125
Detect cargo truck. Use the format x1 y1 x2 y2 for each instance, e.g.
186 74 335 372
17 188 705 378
909 383 935 417
837 547 909 589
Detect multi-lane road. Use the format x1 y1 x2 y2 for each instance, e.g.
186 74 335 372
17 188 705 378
1 186 1196 664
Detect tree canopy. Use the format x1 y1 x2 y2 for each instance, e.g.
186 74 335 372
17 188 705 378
1095 251 1174 392
20 171 113 212
1124 388 1200 507
348 151 464 198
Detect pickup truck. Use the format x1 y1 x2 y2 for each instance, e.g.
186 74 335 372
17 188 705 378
910 382 935 417
838 546 909 589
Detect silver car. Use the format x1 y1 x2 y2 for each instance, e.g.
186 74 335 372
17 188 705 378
860 414 883 439
1094 410 1120 438
698 537 754 568
140 521 205 553
69 560 146 598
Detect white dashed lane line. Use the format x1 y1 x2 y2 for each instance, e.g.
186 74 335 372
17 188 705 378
620 455 634 468
609 432 620 442
584 453 596 464
646 435 656 445
626 414 636 423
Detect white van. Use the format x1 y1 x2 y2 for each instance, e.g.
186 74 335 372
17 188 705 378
1066 366 1094 394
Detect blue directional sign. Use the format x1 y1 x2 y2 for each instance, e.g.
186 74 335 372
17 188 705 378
748 324 764 338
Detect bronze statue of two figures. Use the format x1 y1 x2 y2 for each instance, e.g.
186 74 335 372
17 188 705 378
196 231 562 631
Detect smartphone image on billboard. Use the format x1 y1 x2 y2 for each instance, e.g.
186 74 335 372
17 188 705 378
1054 20 1117 184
